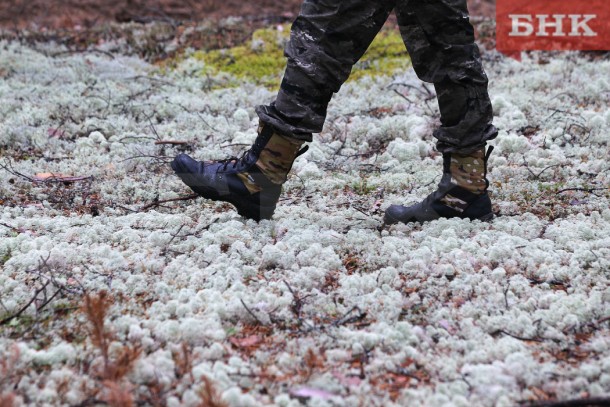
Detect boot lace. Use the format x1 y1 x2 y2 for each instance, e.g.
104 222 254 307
218 150 251 172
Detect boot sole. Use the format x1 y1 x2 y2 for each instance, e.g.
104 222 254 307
227 195 276 221
383 210 494 225
477 212 494 222
383 211 403 225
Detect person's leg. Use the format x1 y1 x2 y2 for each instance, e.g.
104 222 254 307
173 0 395 221
395 0 496 153
257 0 396 141
385 0 497 224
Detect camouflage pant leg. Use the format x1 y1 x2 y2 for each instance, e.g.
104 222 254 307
396 0 497 153
256 0 497 151
256 0 395 142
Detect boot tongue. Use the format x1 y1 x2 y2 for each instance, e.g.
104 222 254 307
247 125 275 160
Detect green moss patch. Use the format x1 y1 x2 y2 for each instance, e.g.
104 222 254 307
189 24 411 88
350 28 412 81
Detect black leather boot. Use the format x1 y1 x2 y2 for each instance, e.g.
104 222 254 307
384 146 494 225
171 124 307 221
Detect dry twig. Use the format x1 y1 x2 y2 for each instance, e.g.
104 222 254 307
520 397 610 407
240 299 264 325
154 140 190 146
491 329 546 343
0 255 83 326
556 187 606 196
284 280 314 320
139 193 199 212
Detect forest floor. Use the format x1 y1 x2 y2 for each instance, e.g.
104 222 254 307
1 1 609 407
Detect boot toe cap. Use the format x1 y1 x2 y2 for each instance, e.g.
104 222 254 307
384 201 440 225
171 153 197 173
171 154 211 194
384 204 412 225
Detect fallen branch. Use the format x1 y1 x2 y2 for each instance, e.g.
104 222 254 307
591 315 610 328
521 397 610 407
119 154 174 163
148 116 162 142
165 224 186 247
392 88 414 104
0 281 50 326
556 187 606 196
0 255 85 326
388 82 434 100
284 280 314 320
332 306 367 327
0 222 20 234
0 159 36 182
491 329 545 342
597 316 610 325
240 299 264 325
154 140 190 146
521 158 561 180
139 194 198 211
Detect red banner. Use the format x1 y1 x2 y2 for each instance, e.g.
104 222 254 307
496 0 610 55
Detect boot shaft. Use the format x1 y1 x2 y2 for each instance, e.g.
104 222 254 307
254 124 306 185
442 146 493 195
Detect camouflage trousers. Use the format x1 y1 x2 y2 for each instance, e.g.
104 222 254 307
255 0 497 153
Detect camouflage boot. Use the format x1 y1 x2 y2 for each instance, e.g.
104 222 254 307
171 123 307 221
384 146 494 225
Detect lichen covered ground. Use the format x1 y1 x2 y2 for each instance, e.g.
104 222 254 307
0 21 609 407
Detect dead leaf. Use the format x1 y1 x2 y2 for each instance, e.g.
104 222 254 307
229 335 261 348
